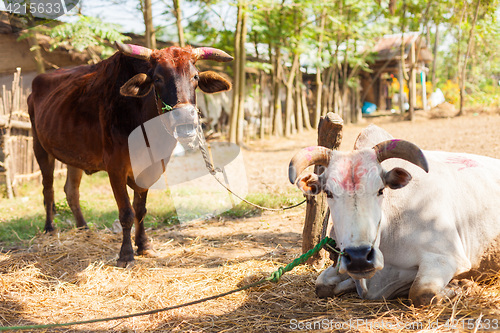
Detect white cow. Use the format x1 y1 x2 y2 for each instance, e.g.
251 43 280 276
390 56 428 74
288 125 500 306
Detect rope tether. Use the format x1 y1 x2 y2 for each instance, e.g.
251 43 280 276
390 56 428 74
196 126 306 211
0 237 337 331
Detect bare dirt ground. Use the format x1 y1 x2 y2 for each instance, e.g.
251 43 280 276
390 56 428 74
1 113 499 332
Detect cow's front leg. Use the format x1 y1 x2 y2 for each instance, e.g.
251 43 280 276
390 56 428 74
109 173 136 267
132 189 157 257
362 265 417 300
316 265 356 298
409 255 458 307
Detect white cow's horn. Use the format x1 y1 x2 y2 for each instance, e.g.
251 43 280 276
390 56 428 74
288 146 331 184
373 139 429 172
116 42 153 61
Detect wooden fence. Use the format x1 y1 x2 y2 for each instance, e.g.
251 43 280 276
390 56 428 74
0 68 65 198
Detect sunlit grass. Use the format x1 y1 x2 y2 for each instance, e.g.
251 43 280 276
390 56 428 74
0 172 303 247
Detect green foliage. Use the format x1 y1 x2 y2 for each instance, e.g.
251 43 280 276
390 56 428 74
48 15 130 59
246 61 272 74
431 0 499 106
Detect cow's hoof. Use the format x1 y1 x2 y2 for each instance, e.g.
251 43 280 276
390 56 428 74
412 292 442 307
116 259 135 268
316 285 335 299
76 225 89 230
138 249 158 258
44 226 56 233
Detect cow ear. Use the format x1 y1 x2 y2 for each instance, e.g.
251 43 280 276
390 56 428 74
198 71 232 94
385 167 412 189
296 173 323 196
120 73 153 97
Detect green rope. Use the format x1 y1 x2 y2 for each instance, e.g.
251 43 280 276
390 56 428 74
266 237 337 282
157 93 172 113
0 237 338 331
161 101 172 113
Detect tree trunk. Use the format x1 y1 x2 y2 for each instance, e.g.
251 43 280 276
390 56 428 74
272 46 283 136
27 34 45 74
398 60 405 114
431 23 439 89
259 71 266 139
456 3 467 83
142 0 156 49
313 8 327 128
333 63 340 115
26 16 45 74
342 15 350 123
303 112 343 268
458 0 481 117
284 52 300 137
294 66 303 133
322 66 333 117
301 85 312 130
172 0 185 47
408 41 416 121
229 3 243 143
236 7 248 143
327 66 335 114
268 41 275 136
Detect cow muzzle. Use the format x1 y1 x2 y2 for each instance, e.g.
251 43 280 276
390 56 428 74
338 245 384 279
160 104 199 145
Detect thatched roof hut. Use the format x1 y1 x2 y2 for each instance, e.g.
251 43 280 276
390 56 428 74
361 32 433 112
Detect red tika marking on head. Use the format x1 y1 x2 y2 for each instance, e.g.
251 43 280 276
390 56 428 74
353 159 369 184
304 146 316 151
152 46 194 67
445 156 479 171
332 157 369 194
333 158 353 192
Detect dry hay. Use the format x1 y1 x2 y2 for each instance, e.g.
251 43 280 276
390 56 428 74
3 115 500 332
1 219 500 333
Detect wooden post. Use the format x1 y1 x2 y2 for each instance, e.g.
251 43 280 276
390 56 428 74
302 112 343 268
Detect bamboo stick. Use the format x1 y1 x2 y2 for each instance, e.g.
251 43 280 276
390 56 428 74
1 68 67 191
3 87 14 198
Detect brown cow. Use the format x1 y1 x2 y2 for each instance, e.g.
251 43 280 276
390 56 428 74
28 43 232 267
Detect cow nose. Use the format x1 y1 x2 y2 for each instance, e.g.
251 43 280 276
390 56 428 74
173 103 197 117
343 246 376 272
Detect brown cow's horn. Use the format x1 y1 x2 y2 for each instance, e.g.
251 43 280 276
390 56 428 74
115 42 153 60
192 47 234 62
288 146 331 184
373 139 429 172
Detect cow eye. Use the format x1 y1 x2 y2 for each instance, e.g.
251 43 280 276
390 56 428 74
193 74 199 81
324 189 333 199
377 188 384 196
154 76 161 83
